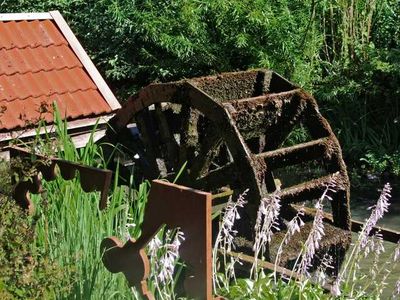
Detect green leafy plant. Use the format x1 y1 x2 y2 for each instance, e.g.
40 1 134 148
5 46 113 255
0 183 67 299
361 151 400 176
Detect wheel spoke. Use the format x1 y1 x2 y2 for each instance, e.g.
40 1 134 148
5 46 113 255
192 163 238 192
188 124 223 180
177 104 200 168
135 109 160 178
154 103 179 170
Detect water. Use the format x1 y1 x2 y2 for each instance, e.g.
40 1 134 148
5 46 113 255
345 176 399 298
351 176 400 231
275 167 400 297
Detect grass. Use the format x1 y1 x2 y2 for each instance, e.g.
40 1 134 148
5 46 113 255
29 116 142 299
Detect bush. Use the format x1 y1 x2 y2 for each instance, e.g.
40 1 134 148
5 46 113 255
0 184 67 299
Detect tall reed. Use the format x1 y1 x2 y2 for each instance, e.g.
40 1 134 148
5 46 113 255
30 113 146 299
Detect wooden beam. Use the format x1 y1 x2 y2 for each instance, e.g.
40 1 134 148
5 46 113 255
278 175 334 203
225 251 333 293
256 137 329 169
0 13 52 21
292 204 400 243
0 115 113 144
70 129 107 149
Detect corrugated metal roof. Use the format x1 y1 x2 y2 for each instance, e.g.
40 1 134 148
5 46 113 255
0 17 116 131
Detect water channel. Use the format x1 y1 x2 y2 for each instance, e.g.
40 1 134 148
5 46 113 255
274 165 399 297
350 176 399 298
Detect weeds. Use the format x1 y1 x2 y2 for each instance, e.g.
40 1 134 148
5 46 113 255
0 192 67 299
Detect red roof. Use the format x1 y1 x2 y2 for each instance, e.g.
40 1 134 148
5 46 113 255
0 12 120 132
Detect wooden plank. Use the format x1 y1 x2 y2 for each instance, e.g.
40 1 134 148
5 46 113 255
50 10 121 111
278 174 334 203
0 115 113 145
256 137 329 169
292 204 400 243
225 251 333 293
350 219 399 243
0 13 52 21
70 129 106 149
227 250 300 280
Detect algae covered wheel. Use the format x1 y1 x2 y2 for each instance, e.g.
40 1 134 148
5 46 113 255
103 69 351 235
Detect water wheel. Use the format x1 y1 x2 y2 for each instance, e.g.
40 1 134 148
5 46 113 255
103 70 351 267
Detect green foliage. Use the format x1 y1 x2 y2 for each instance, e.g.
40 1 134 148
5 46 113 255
361 151 400 176
1 0 399 165
24 112 144 299
2 0 399 165
0 186 66 299
316 45 400 164
0 0 322 95
311 0 400 167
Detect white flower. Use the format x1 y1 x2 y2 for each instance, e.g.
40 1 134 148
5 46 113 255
157 229 185 285
286 209 305 240
252 191 281 279
213 189 248 291
274 207 306 281
253 193 281 250
331 279 341 296
148 235 162 258
360 183 391 250
218 189 248 252
297 199 325 276
296 175 337 277
394 280 400 297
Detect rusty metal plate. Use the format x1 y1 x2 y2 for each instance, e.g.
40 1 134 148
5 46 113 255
9 146 112 214
101 179 213 299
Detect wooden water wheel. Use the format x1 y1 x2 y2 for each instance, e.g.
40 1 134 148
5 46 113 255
103 70 351 267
